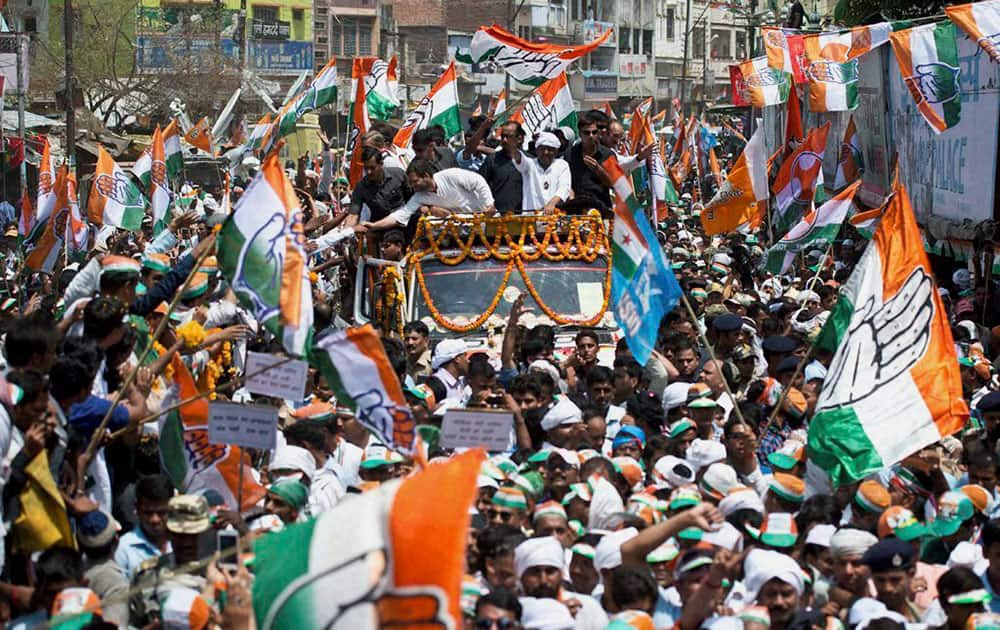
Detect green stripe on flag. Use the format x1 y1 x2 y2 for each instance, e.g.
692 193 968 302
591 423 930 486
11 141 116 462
307 342 356 416
933 22 962 129
159 411 188 491
815 293 855 353
807 405 883 486
252 518 318 629
612 243 639 279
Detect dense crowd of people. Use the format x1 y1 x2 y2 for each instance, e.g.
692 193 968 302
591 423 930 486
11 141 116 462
0 104 998 630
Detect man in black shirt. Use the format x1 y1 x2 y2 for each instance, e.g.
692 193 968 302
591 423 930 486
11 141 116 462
478 121 525 214
413 129 458 170
345 147 412 226
566 111 615 212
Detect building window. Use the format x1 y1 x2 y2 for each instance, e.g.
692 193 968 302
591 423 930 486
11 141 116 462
24 17 37 33
293 8 304 20
711 28 731 59
642 29 652 55
518 25 531 39
735 30 747 59
331 17 376 57
666 7 675 39
619 26 630 53
252 5 278 22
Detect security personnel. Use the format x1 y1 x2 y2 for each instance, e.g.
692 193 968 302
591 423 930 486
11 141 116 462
129 495 213 626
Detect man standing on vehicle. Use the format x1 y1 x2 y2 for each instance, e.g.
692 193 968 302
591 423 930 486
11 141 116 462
478 121 524 214
344 147 412 227
363 159 495 231
513 131 572 214
566 112 615 213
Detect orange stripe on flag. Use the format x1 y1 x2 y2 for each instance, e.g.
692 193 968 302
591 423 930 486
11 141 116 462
873 184 968 437
346 325 408 407
259 153 305 328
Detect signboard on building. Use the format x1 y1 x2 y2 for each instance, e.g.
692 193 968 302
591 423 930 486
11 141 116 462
251 19 291 40
579 20 616 47
136 36 312 75
584 74 618 99
618 54 648 78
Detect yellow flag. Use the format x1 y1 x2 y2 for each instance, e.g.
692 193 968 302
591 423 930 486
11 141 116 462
12 451 76 553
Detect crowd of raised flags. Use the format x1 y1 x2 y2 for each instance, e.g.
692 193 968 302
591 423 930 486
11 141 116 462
0 4 997 630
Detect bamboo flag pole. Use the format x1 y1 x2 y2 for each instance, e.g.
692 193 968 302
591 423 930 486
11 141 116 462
80 237 218 466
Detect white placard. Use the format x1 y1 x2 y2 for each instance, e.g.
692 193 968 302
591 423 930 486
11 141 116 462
440 408 514 452
244 351 308 401
209 402 278 451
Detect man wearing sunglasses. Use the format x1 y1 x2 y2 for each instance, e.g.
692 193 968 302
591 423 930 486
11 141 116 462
565 111 615 213
473 587 522 630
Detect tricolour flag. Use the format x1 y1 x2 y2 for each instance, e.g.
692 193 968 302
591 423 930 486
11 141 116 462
88 146 145 232
701 125 769 235
628 108 672 220
834 115 863 190
492 89 507 118
469 24 613 86
346 76 370 189
246 113 273 152
889 21 962 134
801 23 892 62
772 122 830 232
184 116 214 154
804 58 859 111
26 167 87 272
808 182 968 486
351 57 399 121
393 61 462 150
163 119 184 181
472 101 483 117
762 28 807 83
765 180 860 273
159 354 265 511
515 72 578 138
605 155 682 365
849 205 883 239
310 324 415 452
148 126 171 234
946 0 1000 63
265 60 340 152
26 136 56 242
738 57 791 108
252 450 482 630
600 102 617 120
217 151 313 357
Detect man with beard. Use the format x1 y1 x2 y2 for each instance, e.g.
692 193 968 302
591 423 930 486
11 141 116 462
827 528 878 615
514 536 609 629
745 550 807 630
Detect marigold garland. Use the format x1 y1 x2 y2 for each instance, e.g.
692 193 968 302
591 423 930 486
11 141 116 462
408 214 612 333
373 266 406 338
176 320 207 350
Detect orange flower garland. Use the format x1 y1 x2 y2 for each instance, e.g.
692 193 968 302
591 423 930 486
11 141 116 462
408 214 612 333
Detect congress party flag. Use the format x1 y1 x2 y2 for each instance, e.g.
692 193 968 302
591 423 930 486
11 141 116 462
147 126 172 234
217 151 313 357
809 182 968 485
738 57 791 108
269 59 340 146
805 58 860 112
159 354 265 511
162 119 184 181
184 116 214 154
834 115 863 190
701 125 769 235
469 24 613 86
801 23 892 62
762 28 807 83
346 77 370 189
605 156 682 365
393 61 462 150
765 181 860 274
253 450 482 630
515 71 578 138
945 0 1000 63
88 146 145 232
310 324 415 452
849 205 883 239
351 57 399 121
890 21 963 134
25 136 56 242
26 167 87 272
492 89 507 118
772 122 831 232
628 108 673 220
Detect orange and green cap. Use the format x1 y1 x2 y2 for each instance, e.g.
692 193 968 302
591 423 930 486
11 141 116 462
931 490 976 537
854 480 891 515
877 506 928 541
141 253 171 274
180 273 209 300
769 472 805 504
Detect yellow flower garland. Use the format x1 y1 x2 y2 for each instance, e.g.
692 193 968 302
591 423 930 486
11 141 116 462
373 266 406 338
176 320 207 350
408 214 612 333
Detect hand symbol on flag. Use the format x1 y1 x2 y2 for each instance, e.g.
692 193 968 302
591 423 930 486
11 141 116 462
822 268 934 407
904 63 960 105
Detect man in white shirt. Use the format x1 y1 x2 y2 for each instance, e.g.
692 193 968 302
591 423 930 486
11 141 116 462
365 159 495 229
514 131 572 213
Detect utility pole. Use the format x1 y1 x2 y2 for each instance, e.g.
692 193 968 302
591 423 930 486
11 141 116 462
64 0 76 174
679 0 691 114
238 0 248 75
16 32 25 203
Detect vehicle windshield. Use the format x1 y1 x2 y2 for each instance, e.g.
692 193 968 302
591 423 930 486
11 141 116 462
411 255 610 334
